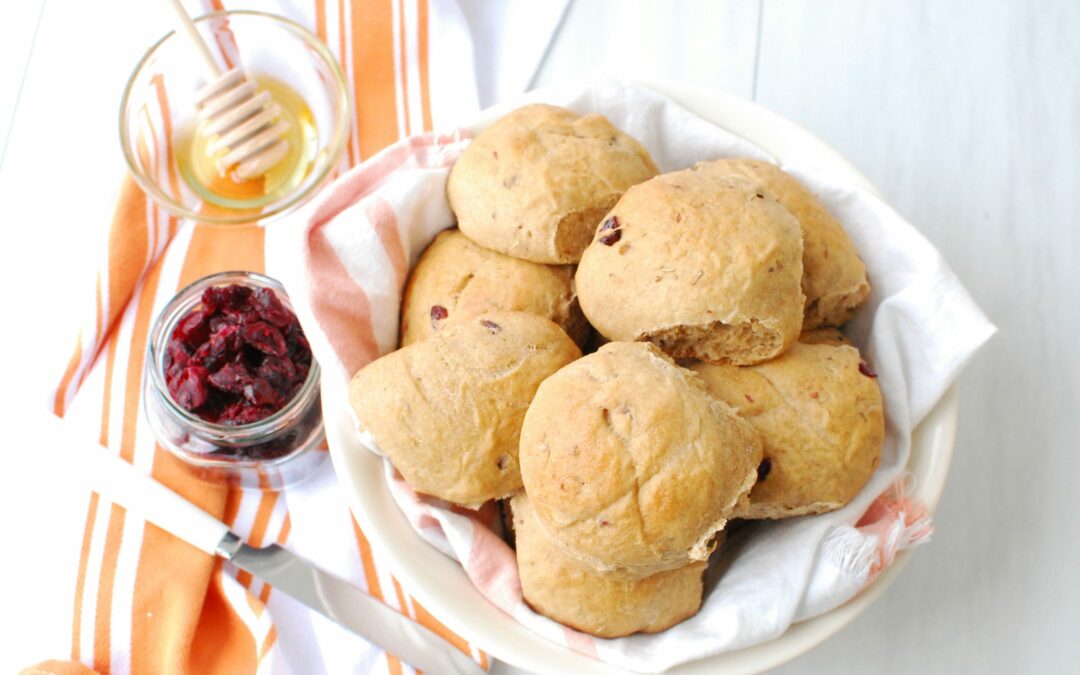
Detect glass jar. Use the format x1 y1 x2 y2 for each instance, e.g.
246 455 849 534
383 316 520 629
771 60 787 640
144 271 326 489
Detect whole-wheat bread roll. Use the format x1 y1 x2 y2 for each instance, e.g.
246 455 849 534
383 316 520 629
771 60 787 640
349 311 581 508
512 494 706 638
575 165 805 365
692 339 884 519
447 104 658 264
519 342 761 578
399 229 588 347
698 158 870 329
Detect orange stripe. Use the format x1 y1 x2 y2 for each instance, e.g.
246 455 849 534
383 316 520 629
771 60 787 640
338 0 355 167
411 600 474 659
93 503 126 673
397 0 411 136
352 0 400 157
258 625 278 661
188 564 258 674
417 0 433 131
153 71 182 239
387 655 404 675
390 576 410 621
93 255 165 671
70 490 99 662
276 513 292 544
314 0 327 43
53 336 83 416
350 518 385 602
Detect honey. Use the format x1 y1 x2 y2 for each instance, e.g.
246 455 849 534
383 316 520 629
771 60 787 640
175 75 318 211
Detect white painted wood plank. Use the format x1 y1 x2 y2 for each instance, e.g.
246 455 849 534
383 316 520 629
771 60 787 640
754 1 1080 673
0 0 47 166
532 0 761 99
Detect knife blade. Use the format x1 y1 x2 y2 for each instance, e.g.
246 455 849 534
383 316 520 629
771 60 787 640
53 415 484 675
218 533 483 675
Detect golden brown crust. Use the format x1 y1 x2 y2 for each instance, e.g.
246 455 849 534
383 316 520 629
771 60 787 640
698 159 870 329
575 165 805 365
519 342 762 578
512 494 706 638
447 104 659 264
691 342 884 519
349 311 581 508
399 229 588 347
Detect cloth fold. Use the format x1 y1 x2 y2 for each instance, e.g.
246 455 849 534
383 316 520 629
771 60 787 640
271 77 995 673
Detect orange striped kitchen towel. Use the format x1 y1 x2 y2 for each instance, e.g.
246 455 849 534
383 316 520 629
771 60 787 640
43 1 492 673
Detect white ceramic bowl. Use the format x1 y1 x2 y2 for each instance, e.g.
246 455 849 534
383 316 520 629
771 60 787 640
324 79 959 674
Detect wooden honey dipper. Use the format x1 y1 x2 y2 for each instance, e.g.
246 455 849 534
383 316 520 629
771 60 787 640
169 0 289 180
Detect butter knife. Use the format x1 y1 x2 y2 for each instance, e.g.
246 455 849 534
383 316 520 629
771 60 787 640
53 416 483 675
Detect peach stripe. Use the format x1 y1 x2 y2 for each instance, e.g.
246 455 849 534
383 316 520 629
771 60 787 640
366 196 408 287
562 626 598 659
417 0 433 130
306 225 380 373
70 491 99 662
352 0 400 158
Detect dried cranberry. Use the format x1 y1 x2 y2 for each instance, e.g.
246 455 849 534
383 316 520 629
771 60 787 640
757 458 772 482
166 339 190 370
480 319 502 333
190 342 226 372
218 402 271 426
430 305 449 328
243 379 279 406
175 310 211 347
208 324 242 356
252 287 293 327
207 362 254 394
257 356 298 389
598 217 622 246
171 366 209 411
858 360 878 378
242 321 287 356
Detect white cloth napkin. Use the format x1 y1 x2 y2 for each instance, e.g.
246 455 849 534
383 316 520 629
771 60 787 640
270 77 995 673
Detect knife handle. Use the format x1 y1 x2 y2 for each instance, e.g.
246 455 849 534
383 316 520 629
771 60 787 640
50 414 231 556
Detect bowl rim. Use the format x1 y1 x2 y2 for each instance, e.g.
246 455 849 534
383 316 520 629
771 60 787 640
324 78 959 674
118 9 350 226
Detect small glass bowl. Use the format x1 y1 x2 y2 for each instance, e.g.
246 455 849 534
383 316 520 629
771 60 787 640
144 271 326 489
120 10 350 225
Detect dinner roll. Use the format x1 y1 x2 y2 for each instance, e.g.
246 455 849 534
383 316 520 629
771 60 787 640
575 165 805 365
349 312 581 508
399 229 588 347
447 104 659 264
512 494 707 638
519 342 762 578
699 158 870 329
691 341 884 519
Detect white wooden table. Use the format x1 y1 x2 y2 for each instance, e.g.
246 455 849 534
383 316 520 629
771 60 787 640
1 1 1077 673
